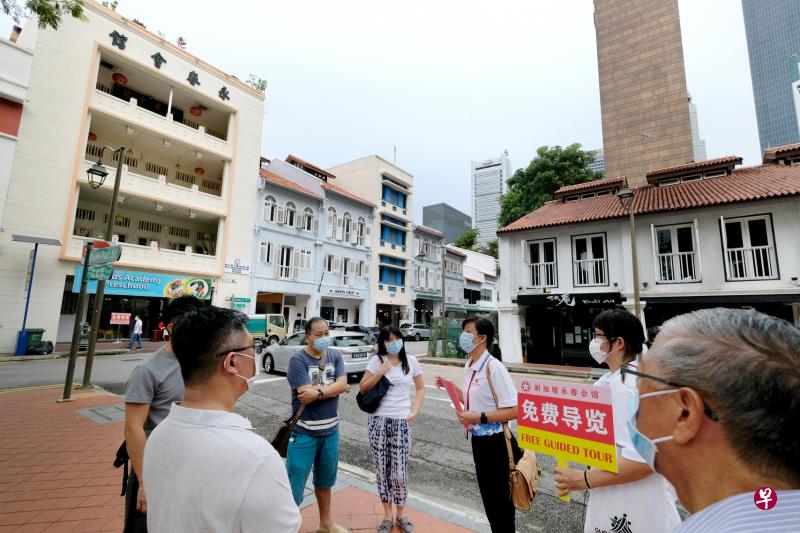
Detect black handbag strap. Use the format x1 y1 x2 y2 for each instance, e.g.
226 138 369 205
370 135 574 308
286 351 328 430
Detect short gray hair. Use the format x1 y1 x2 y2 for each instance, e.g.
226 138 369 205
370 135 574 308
654 308 800 484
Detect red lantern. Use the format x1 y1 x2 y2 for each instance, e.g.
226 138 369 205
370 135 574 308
194 167 205 175
190 106 203 117
88 132 97 142
112 72 128 85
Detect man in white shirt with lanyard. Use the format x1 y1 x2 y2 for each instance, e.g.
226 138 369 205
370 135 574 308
628 308 800 532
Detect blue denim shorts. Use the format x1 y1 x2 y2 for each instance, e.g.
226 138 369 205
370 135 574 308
285 431 340 505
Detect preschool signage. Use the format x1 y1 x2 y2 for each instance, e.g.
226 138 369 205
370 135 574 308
73 267 213 300
517 378 617 473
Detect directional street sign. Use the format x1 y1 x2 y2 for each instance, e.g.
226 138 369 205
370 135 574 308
88 244 122 266
232 297 251 303
233 303 247 309
87 264 114 281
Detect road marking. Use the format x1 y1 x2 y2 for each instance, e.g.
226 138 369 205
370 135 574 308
252 377 285 385
0 383 73 393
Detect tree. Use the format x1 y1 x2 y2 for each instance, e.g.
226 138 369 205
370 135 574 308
176 36 187 49
483 239 498 259
2 0 86 30
453 228 479 249
498 144 602 228
100 0 117 10
246 74 268 91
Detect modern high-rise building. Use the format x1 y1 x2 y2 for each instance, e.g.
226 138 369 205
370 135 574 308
742 0 800 151
688 94 707 161
587 149 605 174
471 152 511 244
594 0 695 185
422 203 472 244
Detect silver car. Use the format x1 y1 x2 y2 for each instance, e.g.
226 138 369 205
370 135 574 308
400 322 432 341
260 330 373 379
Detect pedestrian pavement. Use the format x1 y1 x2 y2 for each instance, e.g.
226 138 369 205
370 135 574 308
0 386 489 532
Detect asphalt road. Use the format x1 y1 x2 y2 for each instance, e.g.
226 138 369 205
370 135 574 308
1 342 591 532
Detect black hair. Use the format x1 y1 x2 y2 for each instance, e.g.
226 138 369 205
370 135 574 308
171 306 249 386
377 325 409 374
592 309 644 365
305 316 327 335
462 315 501 360
162 296 205 326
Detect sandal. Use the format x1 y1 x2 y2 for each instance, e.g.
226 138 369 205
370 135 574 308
377 519 393 533
395 516 414 533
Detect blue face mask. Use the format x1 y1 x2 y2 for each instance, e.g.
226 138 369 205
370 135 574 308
628 388 677 471
385 340 403 355
459 331 476 353
313 335 333 352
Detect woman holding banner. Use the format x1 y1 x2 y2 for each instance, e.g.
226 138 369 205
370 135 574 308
554 309 680 533
435 316 521 532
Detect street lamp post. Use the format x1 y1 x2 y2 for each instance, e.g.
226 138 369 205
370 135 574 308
616 178 641 320
82 146 126 387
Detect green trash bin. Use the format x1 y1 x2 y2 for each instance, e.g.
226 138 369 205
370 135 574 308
25 328 45 350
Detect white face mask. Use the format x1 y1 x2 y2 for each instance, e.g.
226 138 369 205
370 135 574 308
232 352 259 390
588 338 611 364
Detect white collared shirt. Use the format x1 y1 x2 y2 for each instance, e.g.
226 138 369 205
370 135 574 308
144 403 300 533
675 490 800 533
462 351 517 436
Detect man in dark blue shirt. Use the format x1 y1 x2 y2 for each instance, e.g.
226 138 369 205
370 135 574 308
285 317 348 533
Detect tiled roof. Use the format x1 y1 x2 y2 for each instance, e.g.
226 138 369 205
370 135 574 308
763 142 800 163
321 182 375 207
555 176 624 196
445 246 467 257
645 155 742 179
498 162 800 234
414 225 444 238
287 154 336 180
260 168 322 199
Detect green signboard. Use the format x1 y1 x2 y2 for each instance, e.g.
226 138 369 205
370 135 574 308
89 244 122 266
232 297 251 303
233 303 247 309
87 264 114 281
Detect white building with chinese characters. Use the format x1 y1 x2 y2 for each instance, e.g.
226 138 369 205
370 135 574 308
0 1 264 351
253 156 374 331
497 148 800 366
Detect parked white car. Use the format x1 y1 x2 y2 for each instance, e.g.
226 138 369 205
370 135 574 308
400 323 432 341
260 330 373 379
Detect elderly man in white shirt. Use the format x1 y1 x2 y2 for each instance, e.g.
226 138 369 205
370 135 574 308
628 308 800 533
143 306 300 533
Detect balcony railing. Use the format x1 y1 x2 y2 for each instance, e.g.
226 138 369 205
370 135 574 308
725 246 776 280
275 264 299 280
657 251 699 283
90 88 231 155
573 258 607 286
380 240 407 252
66 235 218 274
529 262 557 287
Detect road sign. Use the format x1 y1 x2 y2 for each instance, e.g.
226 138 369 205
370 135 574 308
88 243 122 266
232 297 251 303
87 264 114 280
233 303 246 309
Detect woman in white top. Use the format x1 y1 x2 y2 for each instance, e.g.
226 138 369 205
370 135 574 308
554 309 680 533
435 316 520 533
359 325 425 533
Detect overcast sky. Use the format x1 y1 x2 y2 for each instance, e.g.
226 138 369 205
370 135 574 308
4 0 760 223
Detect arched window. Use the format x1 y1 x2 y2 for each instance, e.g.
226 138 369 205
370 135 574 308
264 195 277 222
357 217 366 245
304 207 315 232
327 207 337 239
285 202 296 227
343 212 353 242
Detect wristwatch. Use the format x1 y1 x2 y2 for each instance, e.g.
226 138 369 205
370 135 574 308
480 412 488 424
317 388 324 399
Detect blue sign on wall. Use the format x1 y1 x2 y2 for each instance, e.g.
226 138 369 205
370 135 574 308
73 267 213 300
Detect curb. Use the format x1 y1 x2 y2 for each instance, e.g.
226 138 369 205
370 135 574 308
417 356 605 380
0 349 131 362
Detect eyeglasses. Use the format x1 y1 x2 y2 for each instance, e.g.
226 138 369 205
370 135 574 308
621 366 719 421
214 341 262 358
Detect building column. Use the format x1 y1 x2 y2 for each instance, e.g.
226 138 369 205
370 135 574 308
358 299 369 327
498 304 523 363
792 303 800 327
622 298 648 337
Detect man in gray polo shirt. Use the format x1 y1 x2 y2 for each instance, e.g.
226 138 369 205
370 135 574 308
123 296 204 533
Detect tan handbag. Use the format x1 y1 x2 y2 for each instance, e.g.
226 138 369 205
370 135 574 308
486 362 541 510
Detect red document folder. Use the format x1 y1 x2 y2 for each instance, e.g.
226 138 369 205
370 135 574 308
442 378 464 413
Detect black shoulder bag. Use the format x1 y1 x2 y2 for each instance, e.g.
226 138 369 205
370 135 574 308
356 356 393 413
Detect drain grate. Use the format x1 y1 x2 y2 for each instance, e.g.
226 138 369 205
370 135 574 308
77 403 126 424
